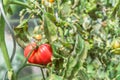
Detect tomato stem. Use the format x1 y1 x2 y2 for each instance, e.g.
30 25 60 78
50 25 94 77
26 63 45 68
40 68 46 80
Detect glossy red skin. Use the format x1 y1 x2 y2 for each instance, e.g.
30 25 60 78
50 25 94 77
24 43 52 65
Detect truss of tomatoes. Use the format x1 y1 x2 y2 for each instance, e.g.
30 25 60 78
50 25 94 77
24 43 53 65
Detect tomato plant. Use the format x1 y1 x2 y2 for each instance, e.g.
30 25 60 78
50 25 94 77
1 0 120 80
24 43 52 65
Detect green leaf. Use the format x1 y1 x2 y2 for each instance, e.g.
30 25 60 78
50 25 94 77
60 3 71 18
60 0 68 4
3 0 10 6
3 0 12 14
77 70 89 80
51 43 65 58
62 34 88 79
45 13 56 22
44 13 58 43
110 48 120 54
14 20 29 48
72 0 80 9
7 5 13 15
111 0 120 19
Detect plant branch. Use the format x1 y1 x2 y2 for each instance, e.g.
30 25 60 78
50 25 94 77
9 0 31 9
40 68 46 80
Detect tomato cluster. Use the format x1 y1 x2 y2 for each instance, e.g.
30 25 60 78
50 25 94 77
24 43 53 65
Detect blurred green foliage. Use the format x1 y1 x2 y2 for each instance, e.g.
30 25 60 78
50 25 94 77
1 0 120 80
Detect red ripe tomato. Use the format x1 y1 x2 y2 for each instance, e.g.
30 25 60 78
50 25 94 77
24 43 37 63
24 43 52 65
